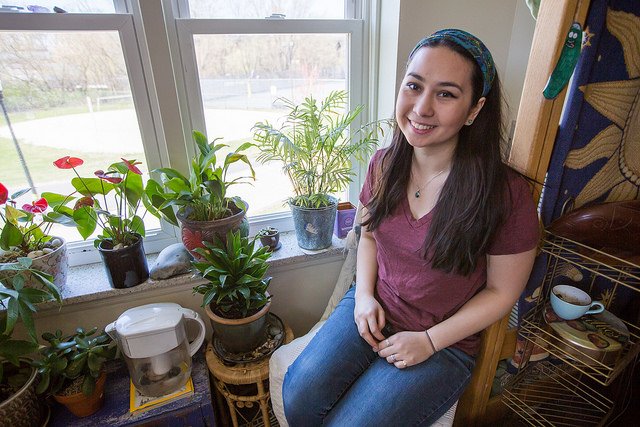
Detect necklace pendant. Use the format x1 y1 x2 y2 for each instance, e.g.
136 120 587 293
415 190 420 198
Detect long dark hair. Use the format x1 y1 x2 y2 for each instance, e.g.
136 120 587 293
363 38 510 276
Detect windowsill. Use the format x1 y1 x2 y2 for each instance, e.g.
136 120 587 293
52 231 348 307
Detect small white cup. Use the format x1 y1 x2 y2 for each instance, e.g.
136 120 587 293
550 285 604 320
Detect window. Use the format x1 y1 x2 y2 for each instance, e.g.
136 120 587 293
0 9 176 265
0 0 373 265
174 0 368 232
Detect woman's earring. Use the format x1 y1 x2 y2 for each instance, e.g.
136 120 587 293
466 119 474 125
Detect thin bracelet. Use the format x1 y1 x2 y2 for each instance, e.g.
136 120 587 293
425 330 438 353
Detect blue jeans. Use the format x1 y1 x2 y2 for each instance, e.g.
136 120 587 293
283 287 475 426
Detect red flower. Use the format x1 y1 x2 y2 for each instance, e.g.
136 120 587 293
121 158 142 175
54 156 84 169
74 196 95 210
0 182 7 205
22 198 48 214
95 170 123 184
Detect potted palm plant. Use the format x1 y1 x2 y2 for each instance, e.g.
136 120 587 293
0 182 68 288
253 90 387 250
45 157 150 288
144 130 256 256
33 326 117 418
0 258 61 427
191 229 272 353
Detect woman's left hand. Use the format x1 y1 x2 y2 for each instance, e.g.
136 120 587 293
377 331 434 369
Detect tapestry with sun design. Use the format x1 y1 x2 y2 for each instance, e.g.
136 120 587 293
508 0 640 374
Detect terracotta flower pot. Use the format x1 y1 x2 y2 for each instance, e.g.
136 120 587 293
53 371 107 418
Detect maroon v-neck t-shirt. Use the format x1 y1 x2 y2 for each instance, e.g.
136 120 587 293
360 149 539 356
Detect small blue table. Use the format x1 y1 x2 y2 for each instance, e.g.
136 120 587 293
49 346 216 426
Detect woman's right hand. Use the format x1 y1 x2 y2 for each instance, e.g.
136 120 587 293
354 293 386 350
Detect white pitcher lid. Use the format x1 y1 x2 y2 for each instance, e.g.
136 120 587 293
113 303 187 358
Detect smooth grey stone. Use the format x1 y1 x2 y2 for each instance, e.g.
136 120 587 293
150 243 193 280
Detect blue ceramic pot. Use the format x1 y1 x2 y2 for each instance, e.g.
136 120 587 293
290 196 338 250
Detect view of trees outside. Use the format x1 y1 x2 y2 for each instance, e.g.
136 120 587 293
188 0 345 19
0 0 351 246
193 33 348 216
0 29 150 243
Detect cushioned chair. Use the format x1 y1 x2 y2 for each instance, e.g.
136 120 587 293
269 220 458 426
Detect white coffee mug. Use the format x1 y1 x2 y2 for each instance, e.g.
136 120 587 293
550 285 605 320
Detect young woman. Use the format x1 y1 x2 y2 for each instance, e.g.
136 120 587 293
282 29 539 426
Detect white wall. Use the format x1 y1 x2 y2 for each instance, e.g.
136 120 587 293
376 0 536 130
25 256 344 342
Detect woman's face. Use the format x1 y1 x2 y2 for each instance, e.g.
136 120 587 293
395 46 485 150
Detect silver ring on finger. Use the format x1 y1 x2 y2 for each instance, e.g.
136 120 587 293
402 360 407 368
391 354 397 363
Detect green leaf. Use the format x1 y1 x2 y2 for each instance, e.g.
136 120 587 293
42 192 74 208
72 176 115 196
65 355 86 378
123 170 144 207
35 372 50 395
0 339 38 364
73 206 98 240
43 211 77 226
192 130 210 155
82 374 96 396
0 221 23 250
10 188 32 200
164 177 191 194
129 215 145 236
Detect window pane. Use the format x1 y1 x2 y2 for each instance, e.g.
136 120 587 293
0 31 159 243
0 0 116 13
193 33 348 216
188 0 345 19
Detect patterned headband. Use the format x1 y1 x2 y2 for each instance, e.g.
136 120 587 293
409 29 496 97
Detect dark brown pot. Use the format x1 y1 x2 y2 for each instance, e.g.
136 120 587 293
259 231 280 251
53 371 107 418
177 200 248 257
205 300 271 354
98 233 149 289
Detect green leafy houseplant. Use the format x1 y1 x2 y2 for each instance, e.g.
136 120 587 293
253 90 388 208
0 258 60 401
145 130 256 225
192 229 272 319
33 326 117 398
0 183 64 263
45 156 148 249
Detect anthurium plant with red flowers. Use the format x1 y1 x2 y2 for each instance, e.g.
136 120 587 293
45 157 148 248
0 182 64 263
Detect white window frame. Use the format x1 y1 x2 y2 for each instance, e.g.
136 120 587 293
169 0 370 235
0 12 179 265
